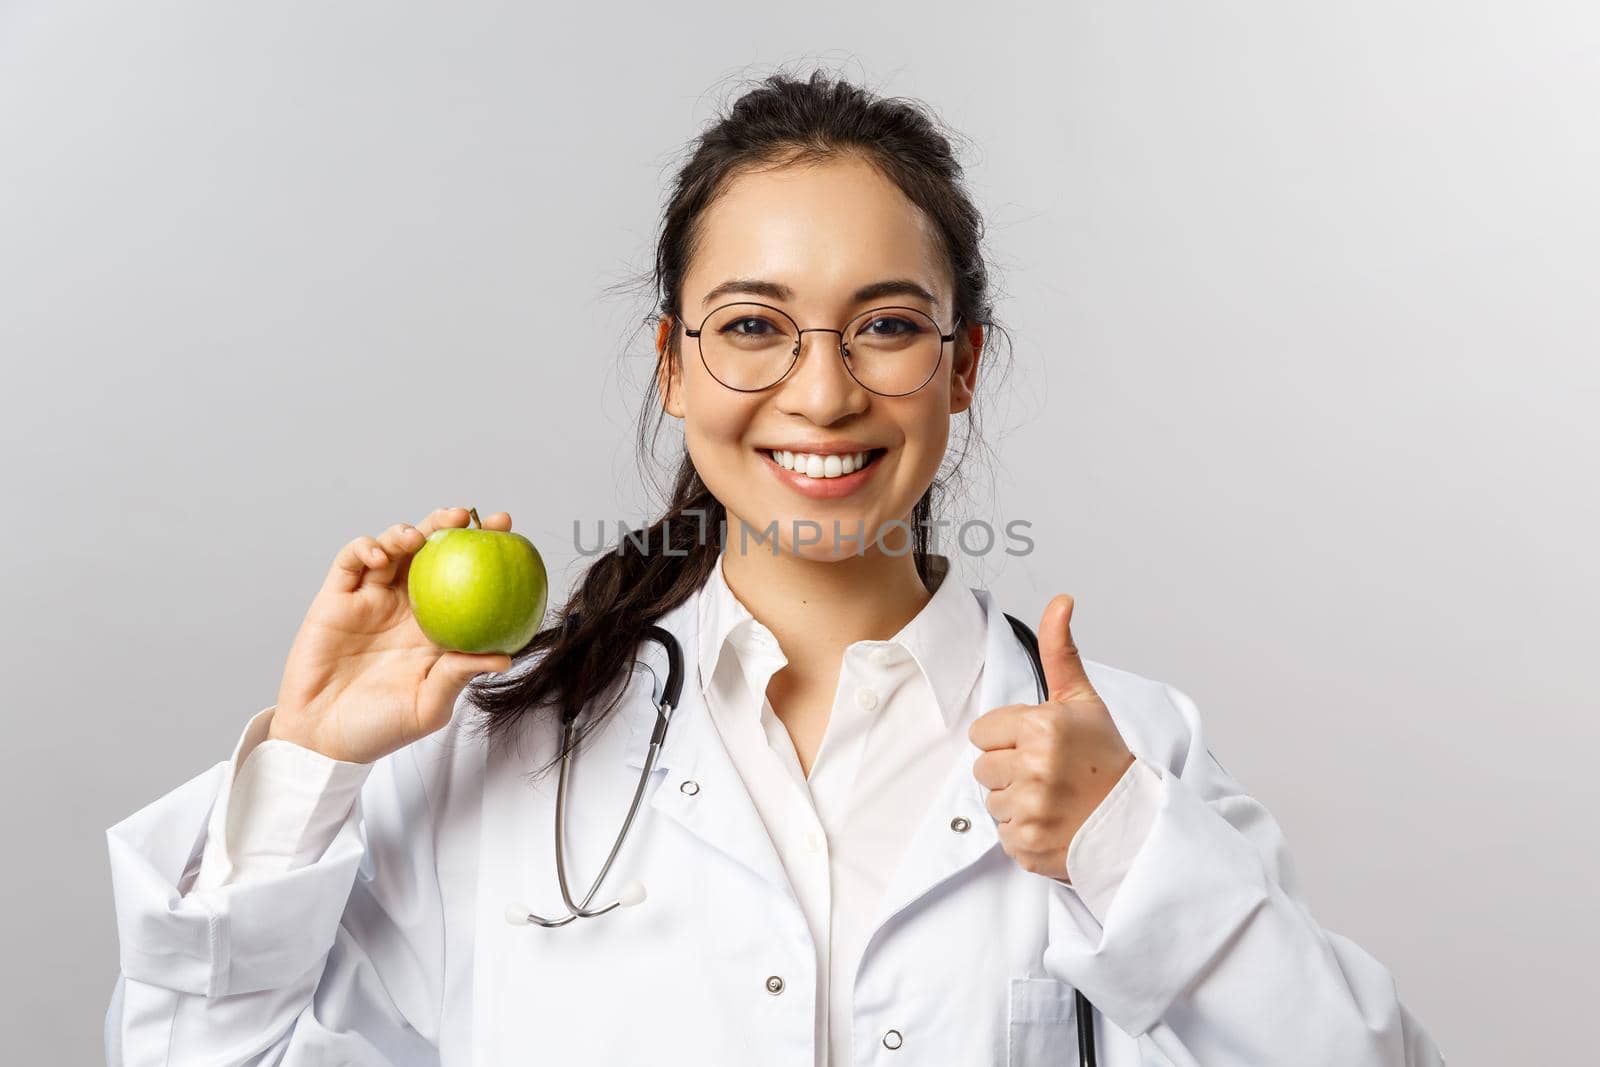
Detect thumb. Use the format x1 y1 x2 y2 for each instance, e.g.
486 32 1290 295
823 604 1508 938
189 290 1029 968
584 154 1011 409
1038 594 1092 703
417 651 513 730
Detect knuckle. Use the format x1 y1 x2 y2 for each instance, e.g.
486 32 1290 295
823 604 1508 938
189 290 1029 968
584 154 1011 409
1034 704 1072 741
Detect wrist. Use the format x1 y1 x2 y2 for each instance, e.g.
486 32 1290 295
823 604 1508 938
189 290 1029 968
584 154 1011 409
266 709 316 750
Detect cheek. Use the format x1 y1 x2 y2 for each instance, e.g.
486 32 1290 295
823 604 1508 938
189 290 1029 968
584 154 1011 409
679 361 752 443
893 400 953 479
680 381 762 486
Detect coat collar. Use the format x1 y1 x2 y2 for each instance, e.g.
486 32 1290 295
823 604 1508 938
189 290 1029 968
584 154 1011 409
621 571 1034 776
620 580 1039 789
694 548 988 733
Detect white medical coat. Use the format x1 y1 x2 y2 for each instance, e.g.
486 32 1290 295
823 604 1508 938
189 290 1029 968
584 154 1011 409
104 586 1445 1065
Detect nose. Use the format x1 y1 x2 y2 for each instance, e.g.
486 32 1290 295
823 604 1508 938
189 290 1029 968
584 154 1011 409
775 328 868 418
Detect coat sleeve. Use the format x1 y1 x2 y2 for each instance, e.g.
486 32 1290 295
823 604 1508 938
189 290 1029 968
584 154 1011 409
1040 682 1446 1066
103 706 449 1066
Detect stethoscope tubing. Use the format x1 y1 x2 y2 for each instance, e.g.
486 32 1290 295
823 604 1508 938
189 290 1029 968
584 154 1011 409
515 622 679 927
1003 611 1098 1067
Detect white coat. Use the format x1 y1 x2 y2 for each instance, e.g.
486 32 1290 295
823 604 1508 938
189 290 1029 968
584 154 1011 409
104 585 1445 1066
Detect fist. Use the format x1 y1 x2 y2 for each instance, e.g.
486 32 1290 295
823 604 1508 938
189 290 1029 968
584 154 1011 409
969 593 1134 880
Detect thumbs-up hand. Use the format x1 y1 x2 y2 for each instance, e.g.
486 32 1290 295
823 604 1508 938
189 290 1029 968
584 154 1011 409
968 594 1135 881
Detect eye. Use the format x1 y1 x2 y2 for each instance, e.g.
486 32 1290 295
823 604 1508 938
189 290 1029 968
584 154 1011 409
859 315 923 337
720 316 780 337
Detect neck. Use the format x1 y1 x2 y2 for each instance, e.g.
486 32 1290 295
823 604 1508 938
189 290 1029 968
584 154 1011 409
716 520 934 675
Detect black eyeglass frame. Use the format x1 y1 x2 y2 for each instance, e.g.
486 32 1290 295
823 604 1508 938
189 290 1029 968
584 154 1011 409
679 301 964 398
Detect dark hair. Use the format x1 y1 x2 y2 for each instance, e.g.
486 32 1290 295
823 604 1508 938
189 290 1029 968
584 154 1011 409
464 66 1013 779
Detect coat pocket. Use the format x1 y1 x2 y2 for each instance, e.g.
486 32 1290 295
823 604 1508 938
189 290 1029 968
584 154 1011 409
1006 976 1080 1065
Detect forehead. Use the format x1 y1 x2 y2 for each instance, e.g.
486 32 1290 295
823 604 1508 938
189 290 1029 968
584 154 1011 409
686 156 950 310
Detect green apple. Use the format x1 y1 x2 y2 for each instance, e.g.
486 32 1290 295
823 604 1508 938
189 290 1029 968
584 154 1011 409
407 507 548 655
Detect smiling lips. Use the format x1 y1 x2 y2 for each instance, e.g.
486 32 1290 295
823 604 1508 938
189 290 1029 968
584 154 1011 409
764 448 882 479
757 447 887 498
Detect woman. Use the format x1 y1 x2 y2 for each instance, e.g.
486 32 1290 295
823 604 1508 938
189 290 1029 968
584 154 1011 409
105 71 1444 1065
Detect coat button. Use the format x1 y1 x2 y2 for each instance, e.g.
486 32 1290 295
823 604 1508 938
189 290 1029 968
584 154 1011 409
766 975 785 995
855 688 879 711
680 780 700 795
882 1029 903 1049
950 816 971 833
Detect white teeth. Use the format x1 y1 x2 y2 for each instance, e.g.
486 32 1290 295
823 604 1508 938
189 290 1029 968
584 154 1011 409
768 449 875 479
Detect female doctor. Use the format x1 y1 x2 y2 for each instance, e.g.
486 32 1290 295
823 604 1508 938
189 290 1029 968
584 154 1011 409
104 71 1445 1066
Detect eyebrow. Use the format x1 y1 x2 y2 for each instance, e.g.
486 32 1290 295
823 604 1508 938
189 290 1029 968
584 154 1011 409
700 277 941 309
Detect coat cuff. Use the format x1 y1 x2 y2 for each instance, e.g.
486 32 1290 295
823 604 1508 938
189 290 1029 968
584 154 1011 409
1042 763 1273 1036
1048 757 1161 921
195 706 374 891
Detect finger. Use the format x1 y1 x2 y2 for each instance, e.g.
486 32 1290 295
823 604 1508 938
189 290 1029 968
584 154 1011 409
415 651 515 733
363 522 424 587
391 507 474 587
971 748 1019 791
968 703 1028 752
1039 593 1093 703
323 535 387 595
412 506 473 538
394 507 508 588
983 784 1016 824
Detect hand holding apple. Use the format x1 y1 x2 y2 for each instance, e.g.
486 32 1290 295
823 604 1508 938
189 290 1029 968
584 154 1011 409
968 594 1135 881
269 506 535 765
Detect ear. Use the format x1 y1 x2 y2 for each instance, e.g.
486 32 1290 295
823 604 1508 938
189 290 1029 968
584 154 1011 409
655 315 685 418
948 321 984 414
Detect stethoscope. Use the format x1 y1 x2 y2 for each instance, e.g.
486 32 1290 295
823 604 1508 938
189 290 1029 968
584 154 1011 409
504 611 1100 1067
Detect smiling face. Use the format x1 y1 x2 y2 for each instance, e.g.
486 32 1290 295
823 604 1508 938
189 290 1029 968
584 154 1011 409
657 154 982 563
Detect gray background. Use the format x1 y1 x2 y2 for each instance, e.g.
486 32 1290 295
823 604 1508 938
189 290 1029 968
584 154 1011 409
2 1 1594 1061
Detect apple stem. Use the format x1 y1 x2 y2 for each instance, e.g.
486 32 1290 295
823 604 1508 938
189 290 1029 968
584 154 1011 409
468 507 481 529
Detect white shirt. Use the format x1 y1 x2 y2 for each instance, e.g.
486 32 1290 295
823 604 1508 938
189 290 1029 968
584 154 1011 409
191 552 1162 1066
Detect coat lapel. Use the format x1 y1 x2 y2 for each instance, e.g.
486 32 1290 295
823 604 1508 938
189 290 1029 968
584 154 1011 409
618 592 799 904
863 587 1039 937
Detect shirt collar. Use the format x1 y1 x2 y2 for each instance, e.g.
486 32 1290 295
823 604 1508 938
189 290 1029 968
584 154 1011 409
694 547 988 730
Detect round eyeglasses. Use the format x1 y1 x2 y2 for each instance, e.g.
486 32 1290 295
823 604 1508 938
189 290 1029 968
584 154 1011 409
681 301 962 397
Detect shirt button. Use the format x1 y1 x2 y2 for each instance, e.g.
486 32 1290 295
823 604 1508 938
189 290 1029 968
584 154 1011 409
855 688 879 711
765 975 785 995
869 646 894 667
679 780 700 795
882 1029 903 1050
950 816 971 834
804 828 825 854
